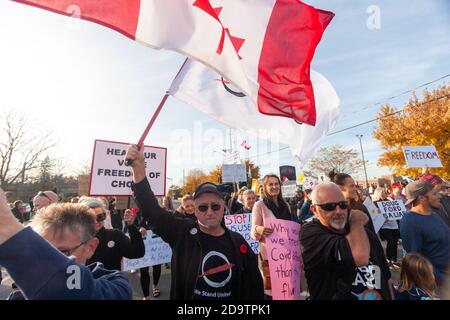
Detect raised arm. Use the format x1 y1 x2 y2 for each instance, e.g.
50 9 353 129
125 145 184 245
345 210 370 267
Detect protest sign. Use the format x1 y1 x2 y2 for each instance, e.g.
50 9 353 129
302 177 318 190
222 164 247 183
371 214 386 234
224 213 259 254
280 165 296 182
363 196 385 233
318 173 328 183
122 231 172 271
281 181 297 198
265 218 301 300
377 200 407 221
363 197 379 217
402 146 443 168
89 140 167 196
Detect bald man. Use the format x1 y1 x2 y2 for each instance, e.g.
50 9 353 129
300 182 393 300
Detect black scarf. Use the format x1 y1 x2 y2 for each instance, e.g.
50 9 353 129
262 196 292 221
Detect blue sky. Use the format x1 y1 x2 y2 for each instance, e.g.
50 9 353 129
0 0 449 186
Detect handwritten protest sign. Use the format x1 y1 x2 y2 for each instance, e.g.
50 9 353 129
122 231 172 271
402 145 443 168
265 218 301 300
224 213 259 254
89 139 167 196
281 181 297 198
363 197 385 233
377 200 407 221
302 177 318 190
222 164 247 183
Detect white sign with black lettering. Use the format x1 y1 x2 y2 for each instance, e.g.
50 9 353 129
89 139 167 196
281 181 297 198
222 164 247 183
122 231 172 271
377 200 407 221
402 145 443 168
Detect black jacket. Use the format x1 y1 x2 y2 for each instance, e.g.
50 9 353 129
132 178 264 300
12 207 23 223
228 197 244 214
87 225 145 271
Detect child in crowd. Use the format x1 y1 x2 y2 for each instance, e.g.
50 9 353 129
395 253 436 300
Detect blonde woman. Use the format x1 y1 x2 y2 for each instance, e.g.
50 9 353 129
251 174 294 298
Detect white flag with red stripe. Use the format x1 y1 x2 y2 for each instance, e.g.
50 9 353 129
14 0 333 126
169 59 340 166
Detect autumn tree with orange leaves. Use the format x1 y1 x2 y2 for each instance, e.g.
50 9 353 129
373 85 450 179
181 169 209 195
208 160 260 184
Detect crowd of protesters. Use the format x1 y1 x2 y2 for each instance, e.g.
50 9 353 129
0 148 449 300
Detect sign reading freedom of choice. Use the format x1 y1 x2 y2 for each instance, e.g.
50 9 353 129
265 218 301 300
402 145 443 168
377 200 407 221
89 140 167 196
224 213 259 254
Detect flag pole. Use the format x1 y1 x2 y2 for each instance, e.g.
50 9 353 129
125 58 188 166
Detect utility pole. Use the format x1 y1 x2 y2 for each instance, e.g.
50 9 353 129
356 134 369 189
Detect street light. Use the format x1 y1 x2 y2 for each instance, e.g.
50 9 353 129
356 134 369 189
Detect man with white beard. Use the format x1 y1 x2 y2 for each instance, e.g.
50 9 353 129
300 183 394 300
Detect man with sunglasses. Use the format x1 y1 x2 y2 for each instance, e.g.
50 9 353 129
0 188 132 299
79 198 145 271
300 182 393 300
125 145 263 300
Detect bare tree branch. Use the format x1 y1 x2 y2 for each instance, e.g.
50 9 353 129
0 111 55 187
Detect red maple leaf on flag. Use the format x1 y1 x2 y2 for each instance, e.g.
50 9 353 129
193 0 245 59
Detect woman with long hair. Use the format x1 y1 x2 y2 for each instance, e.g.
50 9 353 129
328 171 376 233
396 253 436 300
251 174 295 299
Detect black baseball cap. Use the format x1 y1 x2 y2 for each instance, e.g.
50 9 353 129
193 182 223 200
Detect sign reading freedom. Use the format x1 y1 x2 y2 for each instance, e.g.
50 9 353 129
402 145 443 168
89 140 167 196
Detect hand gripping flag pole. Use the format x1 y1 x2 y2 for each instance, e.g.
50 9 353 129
124 58 188 166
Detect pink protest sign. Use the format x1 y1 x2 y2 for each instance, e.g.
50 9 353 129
265 218 301 300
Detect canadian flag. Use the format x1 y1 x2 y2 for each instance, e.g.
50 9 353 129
169 59 340 166
240 140 251 150
14 0 333 125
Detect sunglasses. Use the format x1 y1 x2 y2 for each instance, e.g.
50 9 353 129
197 203 222 212
314 201 349 212
96 213 106 222
38 191 53 202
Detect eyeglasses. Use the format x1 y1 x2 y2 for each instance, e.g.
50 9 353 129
38 191 53 202
59 239 91 256
314 201 349 212
197 203 222 212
